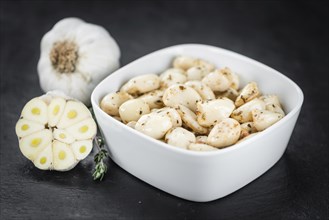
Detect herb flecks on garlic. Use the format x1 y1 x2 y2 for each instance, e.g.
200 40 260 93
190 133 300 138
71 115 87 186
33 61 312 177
38 17 121 106
50 41 78 73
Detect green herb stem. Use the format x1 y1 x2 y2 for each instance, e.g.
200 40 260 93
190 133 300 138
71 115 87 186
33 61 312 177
92 136 108 181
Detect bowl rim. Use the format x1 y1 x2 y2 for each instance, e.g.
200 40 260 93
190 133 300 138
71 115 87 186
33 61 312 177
91 43 304 157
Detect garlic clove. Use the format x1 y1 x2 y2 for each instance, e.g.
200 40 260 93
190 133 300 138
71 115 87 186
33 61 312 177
252 109 284 131
138 90 164 109
15 119 45 138
231 98 266 123
216 88 239 101
195 136 208 144
100 91 132 116
120 74 160 95
196 97 235 127
112 116 122 122
48 97 67 127
201 70 231 92
165 127 196 149
70 139 93 160
185 81 215 100
19 129 53 161
53 128 76 144
193 59 215 72
119 99 150 123
135 113 173 139
126 121 137 129
21 98 48 125
33 143 53 170
235 82 260 107
236 132 260 144
186 66 209 81
175 105 208 135
173 56 196 70
220 67 240 90
160 68 187 88
188 143 218 151
207 118 241 148
162 84 202 111
240 122 258 139
52 140 77 171
259 95 285 115
57 100 91 129
153 107 182 127
65 118 97 141
173 56 215 72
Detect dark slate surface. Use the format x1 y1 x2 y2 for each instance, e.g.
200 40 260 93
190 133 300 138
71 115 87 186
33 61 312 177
0 1 328 219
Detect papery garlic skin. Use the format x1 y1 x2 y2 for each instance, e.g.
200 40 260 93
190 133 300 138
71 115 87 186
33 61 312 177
38 17 120 106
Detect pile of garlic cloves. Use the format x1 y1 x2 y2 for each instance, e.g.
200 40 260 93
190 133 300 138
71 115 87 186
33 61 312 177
101 56 285 151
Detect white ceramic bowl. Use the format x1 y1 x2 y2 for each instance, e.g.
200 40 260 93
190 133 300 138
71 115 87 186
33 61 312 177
91 44 303 202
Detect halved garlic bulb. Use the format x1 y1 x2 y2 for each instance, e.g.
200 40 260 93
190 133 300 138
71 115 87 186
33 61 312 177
15 92 96 171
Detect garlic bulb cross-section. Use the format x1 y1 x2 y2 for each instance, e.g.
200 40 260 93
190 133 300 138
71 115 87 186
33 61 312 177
15 92 97 171
38 17 120 105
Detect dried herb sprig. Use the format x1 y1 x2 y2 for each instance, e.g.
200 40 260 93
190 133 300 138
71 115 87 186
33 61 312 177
90 108 109 181
92 136 108 181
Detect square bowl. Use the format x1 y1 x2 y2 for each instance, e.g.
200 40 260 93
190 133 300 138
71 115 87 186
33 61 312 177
91 44 303 202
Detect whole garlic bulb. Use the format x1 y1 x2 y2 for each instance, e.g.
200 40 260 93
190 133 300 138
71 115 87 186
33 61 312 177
38 17 120 105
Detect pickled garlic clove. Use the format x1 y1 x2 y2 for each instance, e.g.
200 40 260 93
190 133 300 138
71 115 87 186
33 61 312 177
207 118 241 148
252 109 284 131
188 143 218 152
162 84 202 112
165 127 195 149
175 105 208 135
135 113 173 139
119 99 150 123
100 91 132 116
235 82 260 107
